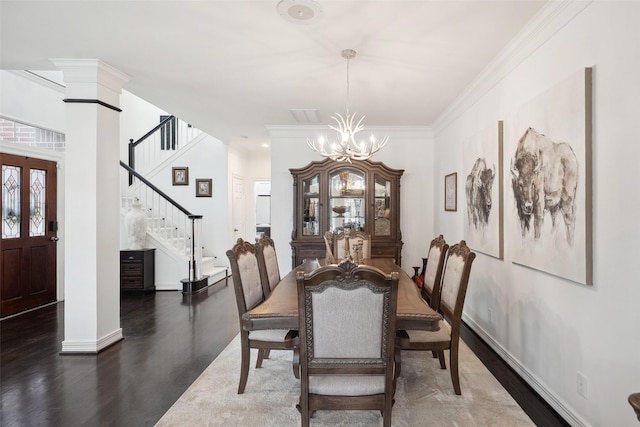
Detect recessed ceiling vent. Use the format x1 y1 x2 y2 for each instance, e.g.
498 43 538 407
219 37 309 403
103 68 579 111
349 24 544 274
291 109 321 124
277 0 323 25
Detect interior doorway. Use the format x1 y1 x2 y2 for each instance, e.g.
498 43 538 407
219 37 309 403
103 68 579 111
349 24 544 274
1 153 58 317
254 181 271 240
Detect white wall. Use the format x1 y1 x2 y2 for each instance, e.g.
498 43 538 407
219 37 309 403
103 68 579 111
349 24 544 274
0 71 66 132
144 134 230 264
268 126 433 278
433 2 640 425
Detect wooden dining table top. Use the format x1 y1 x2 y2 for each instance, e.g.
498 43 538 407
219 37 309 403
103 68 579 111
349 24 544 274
242 258 442 332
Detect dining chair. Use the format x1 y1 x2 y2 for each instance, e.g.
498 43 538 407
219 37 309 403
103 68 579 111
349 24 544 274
333 230 371 261
413 235 449 359
395 240 476 395
255 233 280 299
296 260 399 427
226 238 299 394
419 234 450 311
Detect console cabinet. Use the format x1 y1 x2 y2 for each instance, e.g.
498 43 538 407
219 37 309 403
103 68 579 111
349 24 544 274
120 248 156 293
290 158 404 268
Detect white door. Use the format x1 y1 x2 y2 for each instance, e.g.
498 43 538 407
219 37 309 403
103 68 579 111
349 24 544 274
232 175 244 240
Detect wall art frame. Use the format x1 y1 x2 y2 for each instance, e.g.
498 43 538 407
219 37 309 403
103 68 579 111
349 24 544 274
462 121 504 259
196 179 212 197
444 172 457 212
506 67 592 285
172 167 189 186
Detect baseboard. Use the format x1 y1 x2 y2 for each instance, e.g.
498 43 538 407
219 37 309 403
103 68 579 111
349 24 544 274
462 314 586 427
60 328 123 354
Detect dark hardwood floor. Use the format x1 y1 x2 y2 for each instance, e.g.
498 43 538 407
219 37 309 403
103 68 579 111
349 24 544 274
1 278 568 427
1 279 238 427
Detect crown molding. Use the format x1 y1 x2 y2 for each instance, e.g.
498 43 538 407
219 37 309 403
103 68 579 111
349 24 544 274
432 0 593 136
8 70 66 93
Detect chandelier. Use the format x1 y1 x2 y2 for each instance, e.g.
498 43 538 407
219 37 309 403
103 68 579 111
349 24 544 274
307 49 388 162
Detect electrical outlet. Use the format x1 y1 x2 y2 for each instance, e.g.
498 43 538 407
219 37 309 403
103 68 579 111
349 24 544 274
577 372 588 398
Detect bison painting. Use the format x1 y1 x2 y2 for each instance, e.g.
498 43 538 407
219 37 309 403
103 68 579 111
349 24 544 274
465 158 495 230
511 127 578 245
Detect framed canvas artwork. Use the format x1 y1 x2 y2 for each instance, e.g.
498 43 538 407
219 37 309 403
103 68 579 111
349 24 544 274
172 167 189 186
505 68 592 285
196 179 212 197
462 121 504 259
444 173 457 212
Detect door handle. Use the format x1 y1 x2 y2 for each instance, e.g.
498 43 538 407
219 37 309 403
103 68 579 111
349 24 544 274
51 236 59 242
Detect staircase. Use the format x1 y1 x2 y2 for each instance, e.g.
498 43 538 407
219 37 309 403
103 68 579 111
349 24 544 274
121 117 227 292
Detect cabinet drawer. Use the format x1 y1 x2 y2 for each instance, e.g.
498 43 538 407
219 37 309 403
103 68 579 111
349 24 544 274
121 264 142 276
121 277 143 289
372 247 397 257
298 248 326 261
121 252 144 262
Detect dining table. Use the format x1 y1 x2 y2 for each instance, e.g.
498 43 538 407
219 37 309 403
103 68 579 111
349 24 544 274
242 258 442 332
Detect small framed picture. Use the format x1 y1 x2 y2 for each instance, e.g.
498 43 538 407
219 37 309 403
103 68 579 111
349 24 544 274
196 179 212 197
172 167 189 186
444 172 457 212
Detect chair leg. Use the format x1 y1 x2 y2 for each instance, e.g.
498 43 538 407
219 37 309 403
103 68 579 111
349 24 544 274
299 397 310 427
450 345 461 395
394 347 402 379
292 347 300 379
437 350 446 369
264 349 271 359
256 348 267 368
238 334 250 394
431 350 438 358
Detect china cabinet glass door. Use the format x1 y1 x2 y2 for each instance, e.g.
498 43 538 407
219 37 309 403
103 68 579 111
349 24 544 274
373 174 391 237
328 168 365 233
302 174 320 236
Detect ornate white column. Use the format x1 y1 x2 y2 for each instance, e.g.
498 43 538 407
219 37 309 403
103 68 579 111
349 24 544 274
52 59 130 353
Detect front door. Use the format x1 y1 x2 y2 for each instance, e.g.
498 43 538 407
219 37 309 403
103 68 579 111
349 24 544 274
1 153 58 317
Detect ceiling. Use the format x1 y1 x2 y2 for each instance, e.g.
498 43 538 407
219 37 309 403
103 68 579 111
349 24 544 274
0 0 547 152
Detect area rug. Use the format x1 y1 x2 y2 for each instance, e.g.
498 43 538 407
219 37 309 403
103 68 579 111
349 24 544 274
156 334 533 426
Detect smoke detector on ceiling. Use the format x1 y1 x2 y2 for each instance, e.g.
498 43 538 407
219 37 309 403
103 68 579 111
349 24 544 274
276 0 323 25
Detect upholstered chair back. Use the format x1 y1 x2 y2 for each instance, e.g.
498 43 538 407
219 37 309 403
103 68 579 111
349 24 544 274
333 231 371 261
226 238 264 316
296 260 398 426
438 240 476 323
256 234 281 298
420 235 449 309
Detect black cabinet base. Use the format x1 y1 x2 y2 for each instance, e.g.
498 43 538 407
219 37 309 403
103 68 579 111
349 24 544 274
181 277 209 294
120 249 156 293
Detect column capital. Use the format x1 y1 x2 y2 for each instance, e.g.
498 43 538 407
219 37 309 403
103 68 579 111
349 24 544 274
50 59 130 106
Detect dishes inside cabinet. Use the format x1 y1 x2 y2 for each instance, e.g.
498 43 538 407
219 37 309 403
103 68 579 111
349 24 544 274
332 206 347 217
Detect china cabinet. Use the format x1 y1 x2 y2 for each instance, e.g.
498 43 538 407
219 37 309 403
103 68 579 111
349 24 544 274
290 158 404 267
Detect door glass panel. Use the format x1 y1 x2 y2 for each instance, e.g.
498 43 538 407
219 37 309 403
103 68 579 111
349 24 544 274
30 169 46 237
2 165 21 239
374 175 391 236
329 169 365 233
303 174 320 236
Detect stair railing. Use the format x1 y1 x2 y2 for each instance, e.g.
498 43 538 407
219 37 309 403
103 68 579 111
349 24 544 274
127 115 202 184
120 161 203 283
